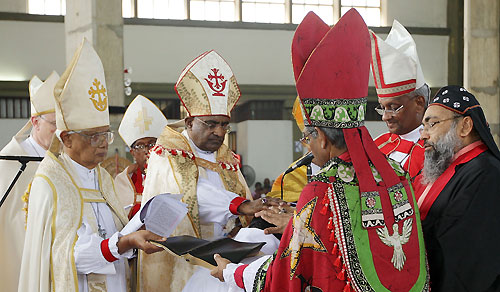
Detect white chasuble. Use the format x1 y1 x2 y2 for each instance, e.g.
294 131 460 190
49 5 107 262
0 128 43 292
18 151 130 292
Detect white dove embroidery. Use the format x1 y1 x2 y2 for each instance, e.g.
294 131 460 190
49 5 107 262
376 218 413 271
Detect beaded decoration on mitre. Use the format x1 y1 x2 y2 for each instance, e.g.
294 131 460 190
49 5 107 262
175 50 241 117
29 71 59 116
370 20 425 98
53 38 109 131
119 95 168 147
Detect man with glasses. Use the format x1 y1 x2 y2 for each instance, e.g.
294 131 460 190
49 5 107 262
115 95 167 219
0 72 58 292
370 21 429 189
210 10 428 291
18 39 164 292
139 50 280 292
418 86 500 291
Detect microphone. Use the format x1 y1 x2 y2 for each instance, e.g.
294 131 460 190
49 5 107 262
284 152 314 175
0 155 44 162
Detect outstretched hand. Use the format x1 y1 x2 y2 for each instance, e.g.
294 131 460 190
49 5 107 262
210 254 231 282
255 204 294 235
117 230 165 254
237 196 287 216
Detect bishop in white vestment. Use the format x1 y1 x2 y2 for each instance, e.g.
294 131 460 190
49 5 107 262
18 39 163 292
0 71 58 292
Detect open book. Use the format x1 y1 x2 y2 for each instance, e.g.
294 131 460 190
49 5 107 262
151 235 265 269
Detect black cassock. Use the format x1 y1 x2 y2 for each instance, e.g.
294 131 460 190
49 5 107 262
422 151 500 291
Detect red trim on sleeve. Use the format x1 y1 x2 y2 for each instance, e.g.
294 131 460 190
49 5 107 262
101 238 118 262
229 197 248 215
234 264 249 289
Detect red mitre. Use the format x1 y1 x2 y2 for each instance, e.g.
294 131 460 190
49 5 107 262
291 11 330 82
294 9 408 229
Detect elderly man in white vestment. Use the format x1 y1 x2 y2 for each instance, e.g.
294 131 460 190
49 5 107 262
115 95 167 219
18 39 164 292
0 71 58 292
139 50 280 292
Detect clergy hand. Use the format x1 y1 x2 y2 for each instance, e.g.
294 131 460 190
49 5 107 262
237 197 284 215
210 254 231 282
255 206 294 234
117 230 165 254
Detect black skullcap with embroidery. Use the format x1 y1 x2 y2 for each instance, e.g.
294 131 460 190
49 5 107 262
430 85 500 161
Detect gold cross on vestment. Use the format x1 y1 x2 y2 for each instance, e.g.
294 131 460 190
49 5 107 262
134 107 153 134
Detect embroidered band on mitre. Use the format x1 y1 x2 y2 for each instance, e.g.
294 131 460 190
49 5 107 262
175 50 241 117
295 10 369 129
370 20 425 98
119 95 168 147
29 71 59 116
53 38 109 131
295 9 415 230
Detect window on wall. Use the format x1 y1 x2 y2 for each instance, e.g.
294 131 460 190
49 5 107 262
27 0 380 26
28 0 65 15
292 0 334 25
137 0 186 19
191 0 236 21
242 0 286 24
340 0 380 26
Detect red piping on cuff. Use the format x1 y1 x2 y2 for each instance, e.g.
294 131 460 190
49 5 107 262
101 238 118 262
230 197 248 215
235 264 249 289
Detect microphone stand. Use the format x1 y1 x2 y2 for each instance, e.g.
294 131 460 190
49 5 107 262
0 156 43 209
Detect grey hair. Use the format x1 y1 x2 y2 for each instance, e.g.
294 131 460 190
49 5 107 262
408 83 431 106
305 125 346 150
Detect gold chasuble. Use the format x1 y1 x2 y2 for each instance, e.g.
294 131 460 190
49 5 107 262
18 151 128 292
138 126 250 292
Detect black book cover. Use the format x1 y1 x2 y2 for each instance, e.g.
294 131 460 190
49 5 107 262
152 235 265 267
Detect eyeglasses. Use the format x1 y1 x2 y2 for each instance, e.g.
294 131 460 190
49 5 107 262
422 116 462 132
67 130 114 147
374 104 404 116
196 118 231 133
132 142 156 152
300 129 316 145
38 115 57 127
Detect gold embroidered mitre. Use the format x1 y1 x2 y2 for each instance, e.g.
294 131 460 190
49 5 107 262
175 50 241 117
53 38 109 131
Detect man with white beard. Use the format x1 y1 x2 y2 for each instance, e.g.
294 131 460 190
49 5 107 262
419 85 500 291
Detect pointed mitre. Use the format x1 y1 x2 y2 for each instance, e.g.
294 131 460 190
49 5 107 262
53 38 109 131
29 71 59 116
119 95 168 147
296 9 371 128
175 50 240 117
369 20 425 98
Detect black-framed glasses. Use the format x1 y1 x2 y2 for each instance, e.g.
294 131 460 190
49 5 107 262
132 142 156 152
300 129 316 145
374 104 404 116
195 117 231 133
67 130 114 147
422 116 462 132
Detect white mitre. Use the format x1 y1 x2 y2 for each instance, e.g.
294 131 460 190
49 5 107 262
29 71 59 116
53 38 109 131
369 20 426 98
175 50 241 117
118 95 168 147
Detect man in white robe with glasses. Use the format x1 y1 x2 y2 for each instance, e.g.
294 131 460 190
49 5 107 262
18 39 163 292
0 71 58 292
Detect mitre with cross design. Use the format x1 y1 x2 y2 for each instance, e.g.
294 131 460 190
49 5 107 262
53 38 109 131
119 95 168 147
175 50 241 117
